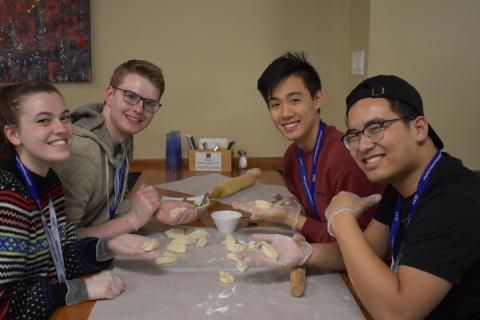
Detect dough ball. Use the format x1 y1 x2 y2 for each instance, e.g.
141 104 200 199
172 234 196 245
247 240 261 249
223 234 245 253
165 228 185 239
142 238 160 252
218 270 235 284
188 229 210 240
169 207 187 217
226 252 248 272
255 200 273 209
167 238 187 253
155 252 178 265
196 237 208 247
260 241 279 260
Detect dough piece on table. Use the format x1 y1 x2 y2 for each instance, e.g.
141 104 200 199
223 234 245 253
247 240 261 250
226 252 248 272
196 236 208 247
169 207 187 217
172 234 196 245
189 229 209 247
165 228 185 239
142 238 160 252
255 200 273 209
223 234 236 246
260 241 279 260
155 252 178 265
165 228 207 248
218 270 235 284
167 238 187 253
227 242 246 253
188 229 210 240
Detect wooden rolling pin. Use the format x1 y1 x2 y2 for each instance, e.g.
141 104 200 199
290 233 307 297
208 168 261 198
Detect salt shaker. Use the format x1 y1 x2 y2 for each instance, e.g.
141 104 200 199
238 150 248 169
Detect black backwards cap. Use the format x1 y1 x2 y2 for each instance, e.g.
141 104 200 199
346 75 444 149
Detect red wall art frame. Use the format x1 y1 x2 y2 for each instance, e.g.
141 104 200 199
0 0 91 82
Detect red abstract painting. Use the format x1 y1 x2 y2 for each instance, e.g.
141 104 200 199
0 0 91 82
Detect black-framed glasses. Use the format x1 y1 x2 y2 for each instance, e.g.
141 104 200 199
111 85 162 113
341 116 414 151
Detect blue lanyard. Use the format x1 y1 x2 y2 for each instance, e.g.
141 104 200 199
389 151 442 272
15 155 66 283
109 146 127 219
297 120 326 221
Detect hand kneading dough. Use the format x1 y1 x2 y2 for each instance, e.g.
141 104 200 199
143 238 160 252
260 241 279 260
218 270 235 284
169 207 187 217
155 252 178 265
255 200 273 209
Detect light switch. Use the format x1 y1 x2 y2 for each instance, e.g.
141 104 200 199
351 51 365 75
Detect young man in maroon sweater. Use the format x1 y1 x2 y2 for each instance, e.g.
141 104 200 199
233 52 384 243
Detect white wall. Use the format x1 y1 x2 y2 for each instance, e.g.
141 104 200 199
58 0 351 160
55 0 480 169
369 0 480 169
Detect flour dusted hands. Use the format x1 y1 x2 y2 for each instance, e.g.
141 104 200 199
154 200 198 225
126 184 162 231
232 195 301 229
85 271 125 300
237 233 312 269
325 192 382 237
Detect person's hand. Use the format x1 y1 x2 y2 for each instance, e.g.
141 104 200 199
154 200 198 225
232 197 301 228
85 271 125 300
272 193 292 206
325 191 382 237
236 233 312 269
107 234 161 259
126 184 162 231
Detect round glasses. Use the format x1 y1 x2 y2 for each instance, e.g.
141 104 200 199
341 116 413 151
111 85 161 113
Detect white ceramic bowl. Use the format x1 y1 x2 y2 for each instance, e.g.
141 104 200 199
211 210 242 233
161 195 210 217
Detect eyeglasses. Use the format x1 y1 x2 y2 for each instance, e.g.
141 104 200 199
111 85 162 113
341 116 414 151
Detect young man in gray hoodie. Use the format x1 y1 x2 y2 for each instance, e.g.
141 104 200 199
55 60 197 239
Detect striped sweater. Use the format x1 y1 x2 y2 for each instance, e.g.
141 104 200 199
0 156 111 320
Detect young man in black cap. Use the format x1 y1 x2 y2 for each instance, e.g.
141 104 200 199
243 75 480 319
